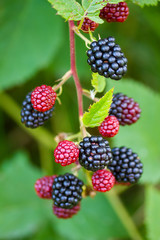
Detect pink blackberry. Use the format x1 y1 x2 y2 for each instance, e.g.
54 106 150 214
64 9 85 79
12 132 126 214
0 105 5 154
92 169 115 192
53 204 80 219
34 175 57 199
31 85 56 112
100 2 129 23
77 18 99 33
54 140 79 166
98 115 119 138
109 93 141 126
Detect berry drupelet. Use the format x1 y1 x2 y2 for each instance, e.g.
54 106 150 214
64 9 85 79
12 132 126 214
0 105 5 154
98 115 119 138
79 136 112 172
109 93 141 126
34 175 57 199
31 85 56 112
77 18 99 33
52 173 84 209
54 140 79 166
108 147 143 183
100 2 129 23
87 37 127 80
21 92 54 128
53 204 80 219
92 169 115 192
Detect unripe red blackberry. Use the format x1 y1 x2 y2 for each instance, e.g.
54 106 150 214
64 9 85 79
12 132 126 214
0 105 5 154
77 18 99 33
108 147 143 183
53 204 80 219
100 2 129 23
34 175 57 199
52 173 84 209
54 140 79 166
92 169 115 192
98 115 119 138
79 136 112 172
109 93 141 126
21 92 54 128
87 37 127 80
31 85 56 112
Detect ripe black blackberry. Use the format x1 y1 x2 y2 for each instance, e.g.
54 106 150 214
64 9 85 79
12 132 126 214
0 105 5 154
87 37 127 80
108 147 143 183
109 93 141 126
79 136 112 172
52 173 84 209
21 92 54 128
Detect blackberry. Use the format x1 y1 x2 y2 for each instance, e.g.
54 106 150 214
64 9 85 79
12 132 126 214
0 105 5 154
100 2 129 23
92 169 115 192
77 18 99 33
34 175 57 199
53 204 80 219
79 136 112 172
54 140 79 166
109 93 141 126
108 147 143 183
21 92 54 128
98 115 119 138
87 37 127 80
31 85 56 112
52 173 84 209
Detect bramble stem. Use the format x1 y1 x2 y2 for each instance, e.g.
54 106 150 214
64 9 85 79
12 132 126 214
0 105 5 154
105 190 143 240
82 89 99 102
69 21 87 138
53 70 72 91
73 26 91 46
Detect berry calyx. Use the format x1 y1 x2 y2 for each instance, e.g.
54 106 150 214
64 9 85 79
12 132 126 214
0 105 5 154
52 173 84 209
54 140 79 166
100 2 129 23
79 136 112 172
21 92 54 128
53 204 80 219
92 169 115 192
109 93 141 126
108 147 143 184
34 175 57 199
87 37 127 80
98 115 119 138
31 85 56 112
77 18 99 33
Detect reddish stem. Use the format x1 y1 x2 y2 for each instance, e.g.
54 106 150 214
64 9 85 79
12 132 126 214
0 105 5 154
69 21 83 117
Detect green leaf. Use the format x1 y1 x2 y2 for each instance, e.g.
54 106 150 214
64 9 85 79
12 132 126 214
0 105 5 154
0 0 63 90
82 88 113 127
52 193 128 240
132 0 159 7
107 79 160 184
48 0 84 21
91 73 106 93
145 185 160 240
82 0 122 23
0 151 49 239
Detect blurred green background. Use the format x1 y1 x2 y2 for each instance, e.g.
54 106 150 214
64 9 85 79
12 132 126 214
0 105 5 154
0 0 160 239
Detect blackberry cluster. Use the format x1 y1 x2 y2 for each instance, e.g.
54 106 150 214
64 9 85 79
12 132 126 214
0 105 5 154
98 115 119 138
108 147 143 183
21 93 54 128
92 169 115 192
109 93 141 126
77 18 99 33
100 2 129 23
87 37 127 80
52 173 84 209
53 204 80 219
79 136 112 172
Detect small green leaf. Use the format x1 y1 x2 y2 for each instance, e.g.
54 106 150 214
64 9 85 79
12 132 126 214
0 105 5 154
132 0 159 7
82 88 113 127
91 73 106 93
48 0 84 21
145 185 160 240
